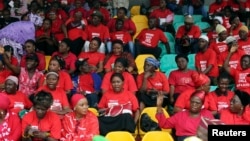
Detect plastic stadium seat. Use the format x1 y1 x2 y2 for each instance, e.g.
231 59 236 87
138 107 172 137
45 55 51 70
105 131 135 141
209 85 218 92
196 22 210 31
187 54 196 70
88 108 99 116
135 54 156 74
174 22 184 32
173 15 184 25
158 42 167 59
192 15 203 23
142 131 174 141
160 54 178 73
130 6 141 17
131 15 148 40
164 32 176 54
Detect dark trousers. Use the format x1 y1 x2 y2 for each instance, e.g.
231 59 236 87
136 43 162 59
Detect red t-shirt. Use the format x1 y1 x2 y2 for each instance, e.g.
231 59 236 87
51 18 65 41
103 54 119 70
176 25 201 39
209 39 228 60
218 50 245 69
222 16 231 29
98 90 139 112
228 23 243 40
238 38 250 55
150 8 173 19
168 69 196 94
36 86 70 110
101 71 138 93
0 69 11 85
85 24 110 41
204 90 234 112
137 71 170 92
35 27 51 38
174 88 196 109
195 48 219 77
69 8 88 18
220 108 250 124
137 28 168 48
110 31 132 44
4 91 33 115
207 30 218 42
87 8 110 24
230 68 250 94
209 1 227 15
22 110 61 139
78 73 94 93
78 51 105 67
107 18 136 35
156 110 214 136
52 52 77 71
20 52 46 71
227 0 246 11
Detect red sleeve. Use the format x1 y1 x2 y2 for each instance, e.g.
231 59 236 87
98 94 108 109
101 73 111 91
136 74 144 89
161 73 170 93
11 57 19 66
24 94 33 109
127 74 138 92
207 50 217 66
136 29 145 40
8 113 21 140
193 26 201 38
49 112 62 139
128 20 136 35
159 30 168 43
62 72 73 91
20 57 26 68
155 112 176 129
37 53 46 71
168 71 176 85
103 26 110 40
176 26 184 38
22 113 31 135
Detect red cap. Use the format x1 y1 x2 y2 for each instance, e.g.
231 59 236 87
192 73 210 87
70 94 85 109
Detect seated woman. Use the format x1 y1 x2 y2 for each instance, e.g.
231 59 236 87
71 59 102 108
51 38 77 75
136 57 169 111
103 40 137 74
156 90 214 141
22 90 61 140
61 94 99 141
35 18 58 55
41 56 73 95
20 39 46 72
204 72 234 117
101 57 137 94
174 73 211 113
220 90 250 124
37 72 72 117
0 94 21 140
78 37 105 73
18 53 44 98
0 57 11 92
98 73 140 136
4 76 33 116
169 54 196 105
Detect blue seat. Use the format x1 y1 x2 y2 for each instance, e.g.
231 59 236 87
173 15 184 25
196 22 210 31
187 54 196 70
192 15 203 23
210 85 218 92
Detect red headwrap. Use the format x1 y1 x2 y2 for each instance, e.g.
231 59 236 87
70 94 86 109
0 93 10 110
191 90 206 102
192 73 210 87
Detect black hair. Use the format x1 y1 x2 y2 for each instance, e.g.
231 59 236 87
61 38 72 49
25 39 36 46
75 58 89 74
33 90 53 109
234 90 250 107
91 37 102 47
175 54 189 63
110 72 124 82
115 18 124 25
50 55 66 69
118 7 128 15
240 55 250 63
43 18 52 25
112 39 124 48
217 71 231 82
114 57 129 68
229 13 239 24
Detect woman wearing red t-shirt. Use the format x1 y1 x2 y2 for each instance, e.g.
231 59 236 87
98 73 140 136
101 57 137 94
78 37 105 73
156 90 214 141
220 90 250 124
61 94 99 141
22 90 62 140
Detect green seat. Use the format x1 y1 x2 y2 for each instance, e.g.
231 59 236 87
163 32 175 54
158 42 167 59
196 21 210 31
187 54 196 70
173 15 184 25
174 22 184 32
160 54 178 73
192 15 203 23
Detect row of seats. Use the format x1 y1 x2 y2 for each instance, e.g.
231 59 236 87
105 131 173 141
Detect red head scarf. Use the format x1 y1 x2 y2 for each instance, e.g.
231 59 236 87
191 73 210 87
70 94 86 109
190 90 206 102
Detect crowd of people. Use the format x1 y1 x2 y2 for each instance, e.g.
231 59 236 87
0 0 249 141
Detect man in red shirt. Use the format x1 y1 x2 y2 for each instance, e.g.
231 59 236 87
135 17 170 59
175 15 201 55
238 25 250 55
87 0 110 25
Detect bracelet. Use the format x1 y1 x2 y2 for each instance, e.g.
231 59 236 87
22 134 30 138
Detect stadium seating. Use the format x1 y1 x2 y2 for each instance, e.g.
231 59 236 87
105 131 135 141
142 131 174 141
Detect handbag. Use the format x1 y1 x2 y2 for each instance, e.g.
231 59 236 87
104 103 133 117
140 113 161 132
